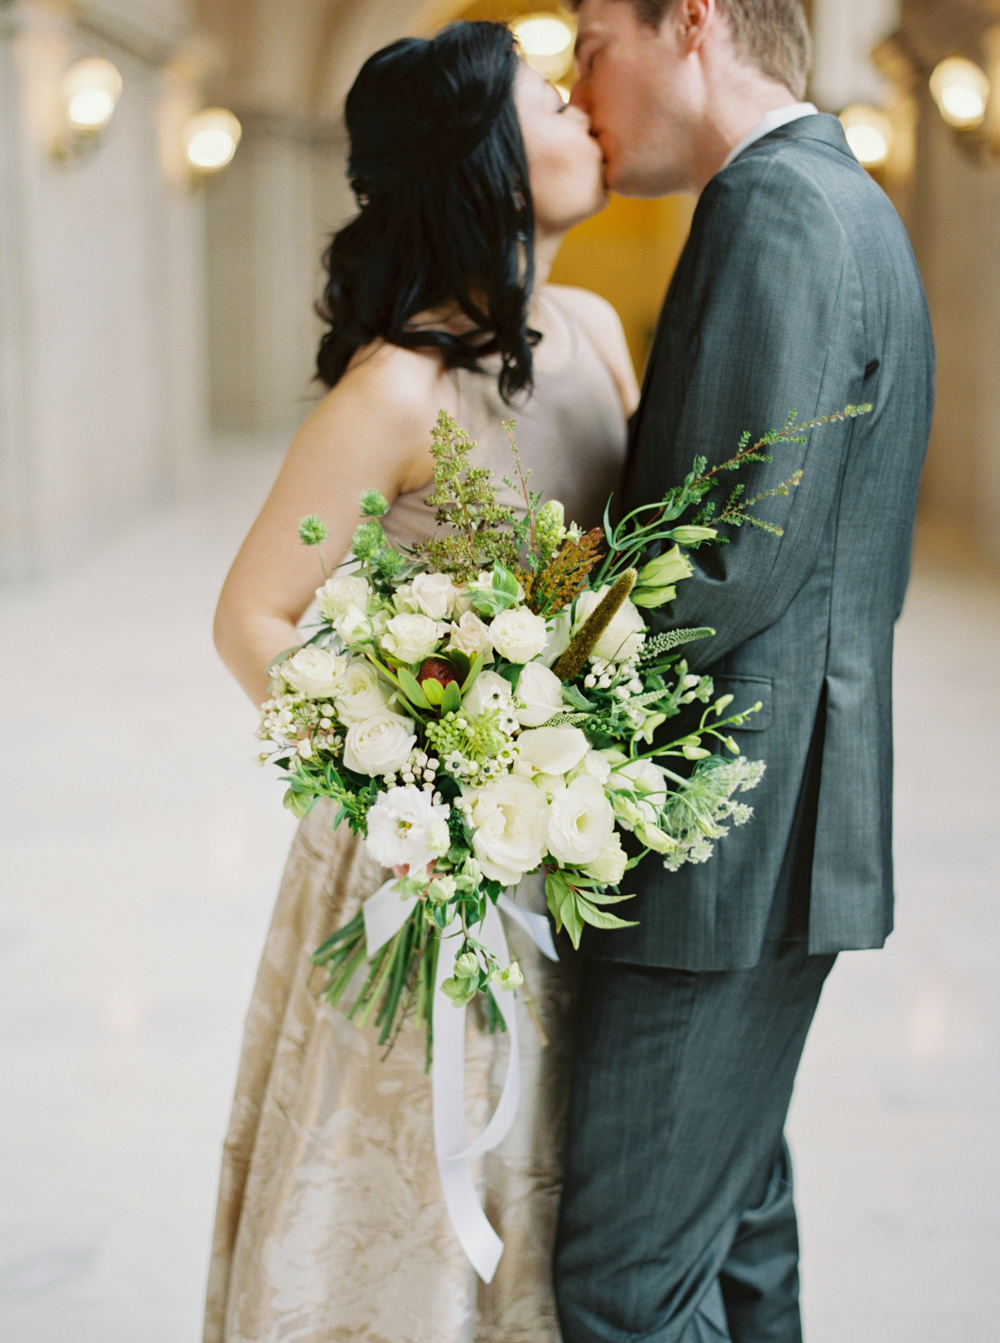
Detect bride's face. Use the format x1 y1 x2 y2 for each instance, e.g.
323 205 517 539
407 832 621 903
514 63 607 235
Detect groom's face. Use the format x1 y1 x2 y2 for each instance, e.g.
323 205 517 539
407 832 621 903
571 0 701 197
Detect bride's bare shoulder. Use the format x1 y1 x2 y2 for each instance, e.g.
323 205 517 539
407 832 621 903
543 285 639 417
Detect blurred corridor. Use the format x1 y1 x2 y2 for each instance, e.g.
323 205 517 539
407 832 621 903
0 448 997 1342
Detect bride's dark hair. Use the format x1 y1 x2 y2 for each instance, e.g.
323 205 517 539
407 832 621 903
316 21 537 402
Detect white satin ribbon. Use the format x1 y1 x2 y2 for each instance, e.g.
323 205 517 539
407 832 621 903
361 878 558 1282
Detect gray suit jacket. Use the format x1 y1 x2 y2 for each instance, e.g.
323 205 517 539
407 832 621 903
583 114 934 971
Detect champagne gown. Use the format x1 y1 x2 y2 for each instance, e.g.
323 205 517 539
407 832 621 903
204 294 627 1343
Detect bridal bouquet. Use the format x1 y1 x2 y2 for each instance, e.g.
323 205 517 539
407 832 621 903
257 406 869 1060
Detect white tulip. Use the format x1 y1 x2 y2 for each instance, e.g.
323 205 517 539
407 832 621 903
464 775 550 885
515 662 564 727
546 775 615 867
342 709 416 776
335 657 391 724
279 647 347 698
572 586 647 663
489 607 548 663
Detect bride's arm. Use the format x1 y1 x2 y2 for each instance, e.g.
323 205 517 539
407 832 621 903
214 346 455 706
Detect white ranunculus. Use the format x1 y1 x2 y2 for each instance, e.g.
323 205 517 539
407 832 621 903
609 757 669 825
489 607 548 664
279 647 347 698
365 786 451 870
464 776 550 885
540 610 572 667
411 572 458 620
335 657 391 724
446 611 495 663
462 670 513 719
380 612 444 664
515 726 590 779
584 831 629 885
342 709 416 776
334 604 374 647
572 586 647 663
546 775 615 867
316 573 371 621
515 662 564 727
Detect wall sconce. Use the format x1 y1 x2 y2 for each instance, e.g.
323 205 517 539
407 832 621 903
52 56 122 161
840 104 894 170
511 11 575 84
181 107 242 175
929 56 990 130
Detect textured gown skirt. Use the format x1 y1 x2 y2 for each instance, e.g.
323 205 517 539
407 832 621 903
203 797 578 1343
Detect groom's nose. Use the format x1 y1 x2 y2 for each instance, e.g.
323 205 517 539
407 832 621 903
569 76 590 116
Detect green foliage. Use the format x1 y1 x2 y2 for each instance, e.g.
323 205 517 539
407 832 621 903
360 489 390 517
298 514 329 546
551 568 638 682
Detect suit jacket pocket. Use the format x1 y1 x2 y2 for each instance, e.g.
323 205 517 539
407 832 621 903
711 675 772 733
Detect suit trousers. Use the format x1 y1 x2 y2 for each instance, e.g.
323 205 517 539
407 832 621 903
553 942 835 1343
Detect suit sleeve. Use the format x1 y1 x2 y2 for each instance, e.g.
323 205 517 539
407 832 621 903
639 161 869 671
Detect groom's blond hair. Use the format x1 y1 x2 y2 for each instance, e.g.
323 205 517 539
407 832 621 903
575 0 812 101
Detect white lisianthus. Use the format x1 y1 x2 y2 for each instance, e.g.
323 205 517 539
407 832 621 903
279 647 347 698
446 610 495 663
546 775 615 867
411 572 458 619
381 612 444 664
515 726 590 779
464 775 550 885
335 604 375 647
609 757 669 826
462 670 513 719
489 607 548 663
572 586 647 663
569 749 613 786
515 662 564 727
342 709 416 776
532 771 568 801
365 785 451 870
316 573 370 621
584 831 629 885
335 657 391 724
540 610 572 667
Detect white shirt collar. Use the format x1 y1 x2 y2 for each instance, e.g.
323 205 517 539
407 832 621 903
720 102 818 171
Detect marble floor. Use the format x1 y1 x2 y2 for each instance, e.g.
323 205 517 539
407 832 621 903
0 447 997 1342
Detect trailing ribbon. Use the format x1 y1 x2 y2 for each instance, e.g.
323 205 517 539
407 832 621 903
361 878 559 1281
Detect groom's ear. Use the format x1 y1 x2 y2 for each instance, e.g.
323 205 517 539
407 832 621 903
674 0 716 53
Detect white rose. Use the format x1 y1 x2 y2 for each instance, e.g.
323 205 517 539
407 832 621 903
335 657 391 724
515 726 590 779
515 661 565 727
342 709 416 776
411 572 458 619
279 647 347 698
380 612 444 664
462 670 513 719
365 785 451 870
546 775 615 867
446 611 495 664
540 610 572 667
584 832 629 885
609 757 668 825
464 776 550 885
572 587 647 663
489 607 548 664
316 573 371 621
334 604 374 647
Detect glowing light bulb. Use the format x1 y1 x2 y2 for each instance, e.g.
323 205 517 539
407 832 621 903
60 57 122 130
182 108 242 172
839 105 894 169
930 57 990 129
511 12 575 82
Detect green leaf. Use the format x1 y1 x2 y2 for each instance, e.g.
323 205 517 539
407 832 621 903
576 896 639 931
561 683 595 711
397 667 431 710
441 679 462 714
422 678 445 706
559 890 584 948
460 652 484 694
282 787 316 818
578 889 635 905
497 662 521 690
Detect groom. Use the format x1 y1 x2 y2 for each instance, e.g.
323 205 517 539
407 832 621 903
555 1 934 1340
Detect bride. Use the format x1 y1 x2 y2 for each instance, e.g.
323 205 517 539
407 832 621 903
206 21 637 1343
